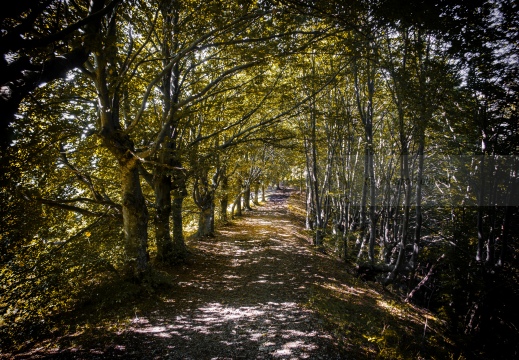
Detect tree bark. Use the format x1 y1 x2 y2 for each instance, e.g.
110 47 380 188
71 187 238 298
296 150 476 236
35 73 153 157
153 0 184 263
476 154 486 262
353 49 376 261
220 174 229 222
411 137 425 271
476 102 489 262
367 144 377 264
154 173 173 262
92 17 150 279
243 182 253 210
171 192 188 259
197 203 215 237
232 190 243 217
193 169 218 237
498 205 512 266
120 156 149 279
304 138 315 230
386 153 411 285
253 182 260 205
486 155 498 265
357 145 369 258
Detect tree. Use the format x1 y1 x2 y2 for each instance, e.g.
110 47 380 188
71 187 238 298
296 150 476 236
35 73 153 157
2 0 518 356
0 0 120 149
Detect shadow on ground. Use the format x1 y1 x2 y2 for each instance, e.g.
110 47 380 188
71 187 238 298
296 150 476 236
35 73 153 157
7 188 453 360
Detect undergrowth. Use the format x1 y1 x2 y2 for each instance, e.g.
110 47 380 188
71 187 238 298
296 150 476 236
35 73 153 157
287 191 461 359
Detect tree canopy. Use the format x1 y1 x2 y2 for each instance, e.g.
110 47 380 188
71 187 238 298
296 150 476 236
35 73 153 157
1 0 518 358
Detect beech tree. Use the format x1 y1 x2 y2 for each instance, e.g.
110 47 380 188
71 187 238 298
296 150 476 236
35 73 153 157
2 0 518 357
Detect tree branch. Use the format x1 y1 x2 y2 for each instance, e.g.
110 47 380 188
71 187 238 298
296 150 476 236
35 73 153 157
123 9 271 136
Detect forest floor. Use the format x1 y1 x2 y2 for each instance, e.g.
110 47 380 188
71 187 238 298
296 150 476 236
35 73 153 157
6 189 457 359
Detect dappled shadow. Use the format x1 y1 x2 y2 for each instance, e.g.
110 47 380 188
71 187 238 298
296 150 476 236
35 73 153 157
24 302 334 359
11 189 343 359
8 188 452 359
266 188 292 206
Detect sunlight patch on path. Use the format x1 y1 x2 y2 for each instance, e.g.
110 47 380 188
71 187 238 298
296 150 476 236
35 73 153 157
12 189 343 359
117 191 342 358
124 301 334 359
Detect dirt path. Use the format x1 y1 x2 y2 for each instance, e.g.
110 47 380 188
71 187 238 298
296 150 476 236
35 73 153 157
14 189 347 359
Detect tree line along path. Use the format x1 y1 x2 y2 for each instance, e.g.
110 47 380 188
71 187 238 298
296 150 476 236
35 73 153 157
9 188 453 359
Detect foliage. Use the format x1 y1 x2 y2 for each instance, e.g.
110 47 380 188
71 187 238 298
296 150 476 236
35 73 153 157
1 0 518 358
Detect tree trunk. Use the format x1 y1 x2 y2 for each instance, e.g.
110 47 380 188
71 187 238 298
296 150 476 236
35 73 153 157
356 144 369 258
253 182 260 205
486 155 498 265
367 145 377 264
310 55 323 247
197 203 215 237
236 192 242 216
411 138 425 271
232 188 243 218
410 30 430 274
476 100 489 260
304 139 315 230
476 154 486 262
92 19 151 281
220 175 229 222
156 1 185 263
171 190 188 261
305 183 314 230
154 173 173 262
498 205 512 266
120 157 149 279
193 168 218 237
220 197 228 222
343 200 350 260
386 153 411 285
243 182 253 210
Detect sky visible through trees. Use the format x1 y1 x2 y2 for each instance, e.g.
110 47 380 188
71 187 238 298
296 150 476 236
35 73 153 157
1 0 518 358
